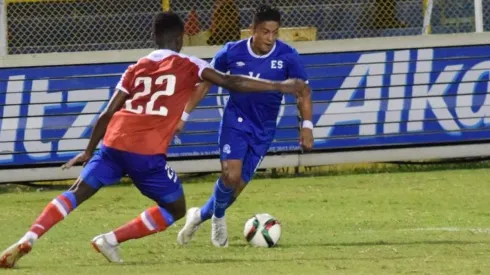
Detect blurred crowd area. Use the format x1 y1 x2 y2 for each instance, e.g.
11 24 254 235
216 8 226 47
4 0 487 55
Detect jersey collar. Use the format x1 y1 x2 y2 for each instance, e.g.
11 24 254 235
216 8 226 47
247 37 276 59
147 49 176 61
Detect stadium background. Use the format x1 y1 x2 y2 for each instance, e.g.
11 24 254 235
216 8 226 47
3 0 489 54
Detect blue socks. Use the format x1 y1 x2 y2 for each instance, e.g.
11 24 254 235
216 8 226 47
200 195 215 221
200 194 236 221
200 178 236 220
213 178 233 218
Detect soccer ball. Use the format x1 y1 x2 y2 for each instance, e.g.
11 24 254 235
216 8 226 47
243 213 281 247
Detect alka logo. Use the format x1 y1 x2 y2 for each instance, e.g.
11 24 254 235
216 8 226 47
311 48 490 140
215 71 286 125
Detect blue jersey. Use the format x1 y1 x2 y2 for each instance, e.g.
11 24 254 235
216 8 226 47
211 38 308 141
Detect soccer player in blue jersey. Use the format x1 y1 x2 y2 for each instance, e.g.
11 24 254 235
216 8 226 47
177 5 313 247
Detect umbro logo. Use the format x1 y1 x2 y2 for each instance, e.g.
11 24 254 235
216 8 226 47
236 61 245 67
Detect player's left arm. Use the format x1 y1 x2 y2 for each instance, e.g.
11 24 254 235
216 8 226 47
176 81 212 134
287 49 314 151
297 85 313 151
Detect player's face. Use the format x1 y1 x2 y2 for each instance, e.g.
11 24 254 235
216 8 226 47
252 21 280 55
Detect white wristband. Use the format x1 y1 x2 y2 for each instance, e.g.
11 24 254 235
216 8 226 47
302 120 313 129
181 111 190 122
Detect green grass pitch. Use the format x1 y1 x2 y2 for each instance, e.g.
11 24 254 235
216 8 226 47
1 166 490 274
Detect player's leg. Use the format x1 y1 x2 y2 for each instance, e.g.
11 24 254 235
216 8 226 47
0 178 96 269
203 145 264 222
202 129 248 221
92 198 183 264
205 139 267 224
0 146 124 268
177 127 248 246
211 158 245 247
208 137 267 217
233 136 268 199
201 135 268 220
92 153 185 263
223 153 264 206
198 169 241 224
196 174 245 225
211 128 251 247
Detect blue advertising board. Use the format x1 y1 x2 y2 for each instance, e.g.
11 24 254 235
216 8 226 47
1 44 490 166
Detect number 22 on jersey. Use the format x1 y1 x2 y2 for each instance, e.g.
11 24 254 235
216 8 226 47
125 74 176 116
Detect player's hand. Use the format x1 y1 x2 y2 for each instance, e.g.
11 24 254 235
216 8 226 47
279 79 306 95
300 127 313 152
175 120 186 134
61 151 92 170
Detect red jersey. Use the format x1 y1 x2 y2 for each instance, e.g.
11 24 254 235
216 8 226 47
103 49 209 155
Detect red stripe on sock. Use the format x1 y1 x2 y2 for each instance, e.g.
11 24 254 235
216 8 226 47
114 207 169 244
147 207 168 231
57 195 74 212
29 201 65 238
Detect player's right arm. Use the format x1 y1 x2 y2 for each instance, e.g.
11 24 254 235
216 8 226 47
61 90 128 169
181 71 305 119
203 42 304 95
176 71 305 133
62 66 133 169
201 68 305 94
180 73 303 122
84 90 128 153
83 65 137 154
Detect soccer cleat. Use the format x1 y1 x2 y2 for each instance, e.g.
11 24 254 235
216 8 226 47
0 240 33 268
177 207 202 245
91 235 123 263
211 215 228 248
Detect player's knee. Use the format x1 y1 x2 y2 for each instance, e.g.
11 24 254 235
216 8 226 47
221 159 243 187
68 178 98 205
221 169 242 187
158 204 185 221
157 194 186 221
172 207 186 220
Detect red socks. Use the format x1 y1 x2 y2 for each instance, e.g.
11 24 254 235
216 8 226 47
29 193 76 238
113 206 174 243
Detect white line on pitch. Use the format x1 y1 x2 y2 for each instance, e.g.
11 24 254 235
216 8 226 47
397 227 490 233
354 227 490 234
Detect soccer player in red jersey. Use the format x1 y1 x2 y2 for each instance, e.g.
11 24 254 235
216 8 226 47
0 11 305 268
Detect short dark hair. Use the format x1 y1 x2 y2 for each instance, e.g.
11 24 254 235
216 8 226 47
253 4 281 26
153 11 184 39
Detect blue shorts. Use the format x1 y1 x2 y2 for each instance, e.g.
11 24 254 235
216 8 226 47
219 127 271 183
80 145 183 204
